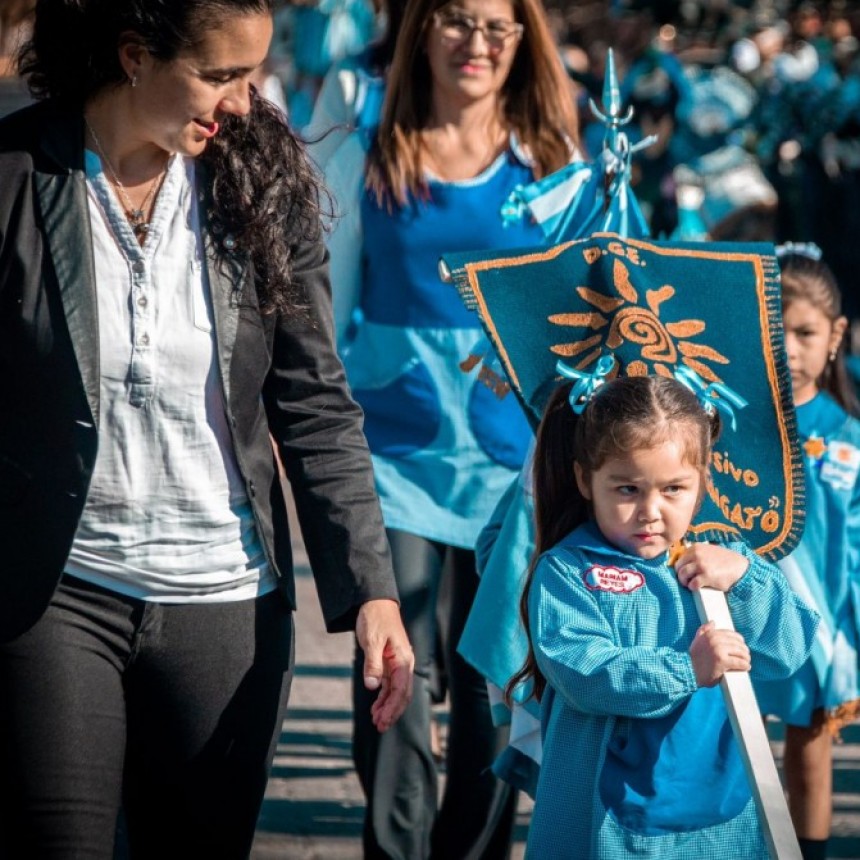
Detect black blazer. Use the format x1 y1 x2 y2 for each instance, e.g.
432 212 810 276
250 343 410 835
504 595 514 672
0 101 398 643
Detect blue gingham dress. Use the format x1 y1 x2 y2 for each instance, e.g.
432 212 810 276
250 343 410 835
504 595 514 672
526 522 819 859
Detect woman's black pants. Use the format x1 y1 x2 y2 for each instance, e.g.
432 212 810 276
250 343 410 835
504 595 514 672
0 575 294 859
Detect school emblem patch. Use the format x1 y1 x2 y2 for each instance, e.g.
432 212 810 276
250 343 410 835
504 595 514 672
583 564 645 594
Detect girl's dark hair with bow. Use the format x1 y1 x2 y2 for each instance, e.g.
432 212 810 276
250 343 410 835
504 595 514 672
508 373 721 702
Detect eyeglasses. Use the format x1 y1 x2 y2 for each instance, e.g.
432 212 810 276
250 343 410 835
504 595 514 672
432 9 524 49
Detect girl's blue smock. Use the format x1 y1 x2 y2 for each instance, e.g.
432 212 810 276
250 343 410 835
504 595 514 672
527 522 818 859
341 148 543 548
755 391 860 725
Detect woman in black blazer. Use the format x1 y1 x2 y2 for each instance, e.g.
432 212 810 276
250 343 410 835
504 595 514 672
0 1 412 856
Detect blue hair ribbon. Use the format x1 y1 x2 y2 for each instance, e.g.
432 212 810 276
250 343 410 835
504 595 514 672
556 355 616 414
673 365 748 431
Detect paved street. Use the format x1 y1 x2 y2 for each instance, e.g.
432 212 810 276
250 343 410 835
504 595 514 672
251 562 534 860
252 497 860 859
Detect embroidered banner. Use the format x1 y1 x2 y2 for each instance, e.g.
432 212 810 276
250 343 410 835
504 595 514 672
442 232 803 560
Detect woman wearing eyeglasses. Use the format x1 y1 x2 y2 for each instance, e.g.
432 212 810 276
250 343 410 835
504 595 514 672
322 0 579 855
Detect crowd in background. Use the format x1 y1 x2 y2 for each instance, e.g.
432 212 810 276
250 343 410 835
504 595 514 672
3 0 860 337
268 0 860 334
558 0 860 332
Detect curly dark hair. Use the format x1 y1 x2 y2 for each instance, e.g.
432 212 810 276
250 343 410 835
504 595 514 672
203 92 326 316
18 0 325 315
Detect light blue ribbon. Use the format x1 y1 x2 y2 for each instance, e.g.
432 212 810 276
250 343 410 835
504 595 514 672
556 355 616 414
500 187 528 227
674 365 748 431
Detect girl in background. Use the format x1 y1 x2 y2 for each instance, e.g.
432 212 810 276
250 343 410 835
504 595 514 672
512 374 818 859
755 250 860 860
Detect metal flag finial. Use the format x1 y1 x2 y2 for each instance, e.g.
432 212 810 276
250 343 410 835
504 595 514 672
587 48 634 158
588 47 657 208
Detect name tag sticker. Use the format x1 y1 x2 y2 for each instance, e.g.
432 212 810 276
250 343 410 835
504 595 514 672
821 441 860 491
583 564 645 594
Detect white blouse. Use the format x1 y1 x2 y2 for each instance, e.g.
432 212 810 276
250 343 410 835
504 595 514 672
64 150 275 602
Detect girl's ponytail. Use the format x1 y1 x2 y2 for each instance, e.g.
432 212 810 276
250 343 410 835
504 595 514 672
507 381 590 704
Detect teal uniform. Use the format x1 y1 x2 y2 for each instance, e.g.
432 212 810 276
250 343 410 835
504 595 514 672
527 523 819 859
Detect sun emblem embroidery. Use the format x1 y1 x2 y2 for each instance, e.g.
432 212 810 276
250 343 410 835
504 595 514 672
547 256 730 381
803 435 827 462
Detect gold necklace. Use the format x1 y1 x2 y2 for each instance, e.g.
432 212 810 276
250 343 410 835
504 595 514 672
85 117 167 238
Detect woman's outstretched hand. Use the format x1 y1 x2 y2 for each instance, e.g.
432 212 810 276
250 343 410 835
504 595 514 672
356 599 415 732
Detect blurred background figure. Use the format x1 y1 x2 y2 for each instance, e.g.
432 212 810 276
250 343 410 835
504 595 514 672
305 0 408 167
284 0 379 126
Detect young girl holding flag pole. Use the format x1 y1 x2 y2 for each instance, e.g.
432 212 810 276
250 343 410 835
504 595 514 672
511 371 819 859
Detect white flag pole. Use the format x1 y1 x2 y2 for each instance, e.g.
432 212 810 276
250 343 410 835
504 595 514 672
693 587 802 860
